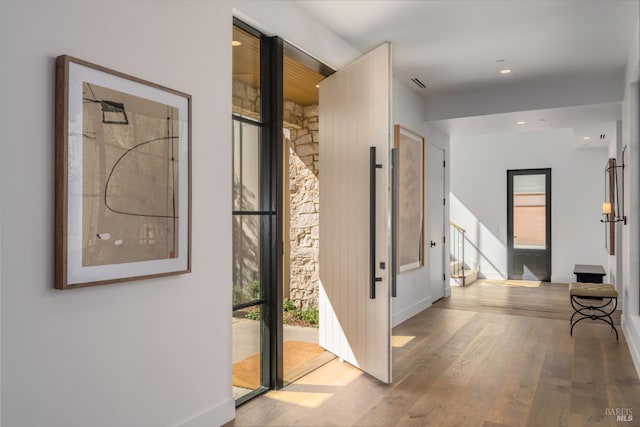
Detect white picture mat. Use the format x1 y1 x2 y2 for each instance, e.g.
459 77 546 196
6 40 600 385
66 61 189 285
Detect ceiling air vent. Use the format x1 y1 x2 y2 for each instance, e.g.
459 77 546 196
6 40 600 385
411 78 426 89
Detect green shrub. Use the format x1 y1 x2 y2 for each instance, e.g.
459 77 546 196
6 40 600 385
236 296 319 326
232 280 260 305
300 306 319 325
283 297 296 312
283 298 319 326
245 309 261 321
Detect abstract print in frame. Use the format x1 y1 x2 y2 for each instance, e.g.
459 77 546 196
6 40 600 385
394 125 424 273
55 55 191 289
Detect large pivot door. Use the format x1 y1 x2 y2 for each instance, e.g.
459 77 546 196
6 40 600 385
318 43 392 383
507 169 551 281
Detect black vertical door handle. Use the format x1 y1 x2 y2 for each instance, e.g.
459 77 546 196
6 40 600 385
391 148 398 298
430 241 436 247
370 147 383 299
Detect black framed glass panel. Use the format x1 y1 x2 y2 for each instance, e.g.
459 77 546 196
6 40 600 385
507 168 552 281
232 22 268 404
233 120 261 213
232 19 284 405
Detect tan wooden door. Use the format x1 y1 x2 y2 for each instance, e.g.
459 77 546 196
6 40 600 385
318 43 392 383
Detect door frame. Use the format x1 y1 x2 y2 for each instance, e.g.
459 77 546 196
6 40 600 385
232 19 283 405
506 168 552 281
427 143 446 301
233 18 337 403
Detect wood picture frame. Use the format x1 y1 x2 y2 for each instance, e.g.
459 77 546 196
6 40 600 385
605 158 616 256
55 55 191 289
394 125 425 273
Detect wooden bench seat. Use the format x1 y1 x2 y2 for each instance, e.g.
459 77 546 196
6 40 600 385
569 282 618 340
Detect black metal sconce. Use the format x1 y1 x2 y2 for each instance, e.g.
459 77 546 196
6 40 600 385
601 146 627 225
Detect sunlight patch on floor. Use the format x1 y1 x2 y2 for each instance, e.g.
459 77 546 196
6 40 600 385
265 390 333 408
232 386 253 400
295 360 362 387
392 335 416 347
480 279 543 288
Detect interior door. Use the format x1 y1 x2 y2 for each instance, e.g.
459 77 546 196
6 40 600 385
507 169 552 281
428 144 445 301
318 43 392 383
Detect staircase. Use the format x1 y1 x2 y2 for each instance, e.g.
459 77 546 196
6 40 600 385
450 222 478 287
450 259 478 287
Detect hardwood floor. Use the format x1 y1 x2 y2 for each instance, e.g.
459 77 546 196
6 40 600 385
433 279 622 323
231 281 639 426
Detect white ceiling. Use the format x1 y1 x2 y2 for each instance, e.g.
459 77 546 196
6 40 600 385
295 0 639 138
429 102 620 147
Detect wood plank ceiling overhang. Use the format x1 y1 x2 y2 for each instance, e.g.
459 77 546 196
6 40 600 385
233 26 325 107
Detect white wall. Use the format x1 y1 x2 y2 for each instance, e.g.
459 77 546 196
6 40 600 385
424 71 624 122
391 79 451 326
606 121 624 298
0 2 234 426
392 79 430 326
621 20 640 376
450 128 609 283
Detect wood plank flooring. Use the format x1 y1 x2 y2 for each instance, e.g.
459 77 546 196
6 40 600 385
231 281 639 426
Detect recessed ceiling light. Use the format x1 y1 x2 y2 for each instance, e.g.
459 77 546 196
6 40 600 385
517 121 526 125
583 136 591 140
499 69 512 74
315 84 320 88
232 40 242 47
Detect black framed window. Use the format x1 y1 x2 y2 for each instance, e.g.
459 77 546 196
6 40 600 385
231 19 283 405
507 168 552 281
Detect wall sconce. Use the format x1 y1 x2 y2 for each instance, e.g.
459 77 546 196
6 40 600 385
601 146 627 225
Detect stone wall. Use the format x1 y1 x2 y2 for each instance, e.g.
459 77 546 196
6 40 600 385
233 79 320 309
285 103 319 309
232 80 260 119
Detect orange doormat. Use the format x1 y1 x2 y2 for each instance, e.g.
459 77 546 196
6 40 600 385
232 340 324 390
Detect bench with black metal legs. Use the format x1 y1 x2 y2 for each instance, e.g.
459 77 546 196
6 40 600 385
569 282 618 340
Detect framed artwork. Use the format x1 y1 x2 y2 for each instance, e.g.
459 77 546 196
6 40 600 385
55 55 191 289
394 125 424 273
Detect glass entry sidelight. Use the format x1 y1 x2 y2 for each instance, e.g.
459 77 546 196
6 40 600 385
232 18 334 404
507 169 551 281
232 117 265 402
231 22 283 404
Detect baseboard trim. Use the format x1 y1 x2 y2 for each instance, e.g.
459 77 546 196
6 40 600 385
393 296 431 327
622 314 640 379
551 275 574 284
172 396 235 427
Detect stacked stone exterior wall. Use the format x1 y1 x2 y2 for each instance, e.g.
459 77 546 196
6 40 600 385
285 103 319 310
233 79 320 310
232 80 260 118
